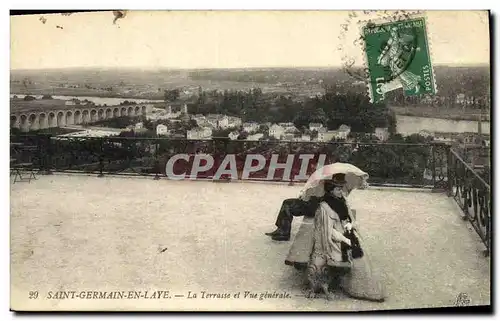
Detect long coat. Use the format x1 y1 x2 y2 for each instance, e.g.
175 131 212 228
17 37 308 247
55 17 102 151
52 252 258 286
285 201 386 302
285 200 357 268
312 201 353 265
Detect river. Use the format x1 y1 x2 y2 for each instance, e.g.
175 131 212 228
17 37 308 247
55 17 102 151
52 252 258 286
10 94 164 106
396 115 490 135
11 93 490 135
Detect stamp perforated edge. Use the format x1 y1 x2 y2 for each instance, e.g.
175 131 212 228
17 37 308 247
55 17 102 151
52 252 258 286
355 11 438 103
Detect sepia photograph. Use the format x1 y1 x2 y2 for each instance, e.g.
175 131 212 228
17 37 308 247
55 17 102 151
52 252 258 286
9 9 491 312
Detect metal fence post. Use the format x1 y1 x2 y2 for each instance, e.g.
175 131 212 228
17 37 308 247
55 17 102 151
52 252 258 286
430 144 436 189
288 141 294 186
41 134 53 175
446 146 453 197
485 206 491 256
98 138 104 177
154 139 160 180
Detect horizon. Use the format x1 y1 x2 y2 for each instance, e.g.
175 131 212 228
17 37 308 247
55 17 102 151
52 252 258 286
10 62 490 72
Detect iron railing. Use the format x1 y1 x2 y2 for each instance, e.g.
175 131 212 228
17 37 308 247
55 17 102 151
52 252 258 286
11 134 450 188
448 149 491 256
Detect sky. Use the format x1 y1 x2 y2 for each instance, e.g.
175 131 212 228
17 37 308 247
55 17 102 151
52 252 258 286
10 10 490 70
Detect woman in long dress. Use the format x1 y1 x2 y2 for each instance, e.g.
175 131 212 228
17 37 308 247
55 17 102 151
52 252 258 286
306 174 386 302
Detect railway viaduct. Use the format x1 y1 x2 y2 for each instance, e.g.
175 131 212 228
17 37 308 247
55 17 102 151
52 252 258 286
11 104 152 132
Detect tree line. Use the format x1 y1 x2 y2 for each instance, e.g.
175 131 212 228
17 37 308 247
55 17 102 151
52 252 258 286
186 66 490 110
169 87 394 134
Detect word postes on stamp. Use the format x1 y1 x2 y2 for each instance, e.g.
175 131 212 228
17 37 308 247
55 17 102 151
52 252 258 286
361 16 436 103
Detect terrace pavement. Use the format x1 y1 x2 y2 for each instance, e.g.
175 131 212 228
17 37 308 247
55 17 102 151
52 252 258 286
10 174 490 311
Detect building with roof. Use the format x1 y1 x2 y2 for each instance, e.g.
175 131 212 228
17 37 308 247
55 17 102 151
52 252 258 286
187 127 213 140
309 123 323 131
375 127 389 141
269 124 285 139
242 121 259 133
156 124 169 136
228 131 240 140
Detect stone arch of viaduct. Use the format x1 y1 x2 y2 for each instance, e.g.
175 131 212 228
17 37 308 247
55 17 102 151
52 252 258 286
11 105 148 132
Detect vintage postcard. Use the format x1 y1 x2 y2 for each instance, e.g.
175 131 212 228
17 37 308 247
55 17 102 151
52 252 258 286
10 10 491 312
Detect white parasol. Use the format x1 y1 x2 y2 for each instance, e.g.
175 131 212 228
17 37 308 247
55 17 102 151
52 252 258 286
299 163 369 200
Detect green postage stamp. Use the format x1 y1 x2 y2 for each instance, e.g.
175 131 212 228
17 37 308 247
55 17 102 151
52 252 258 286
361 16 436 103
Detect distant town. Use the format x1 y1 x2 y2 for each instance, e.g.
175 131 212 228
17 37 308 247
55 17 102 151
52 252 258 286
10 96 489 148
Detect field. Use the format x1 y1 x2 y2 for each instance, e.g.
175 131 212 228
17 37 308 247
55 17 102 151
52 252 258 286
11 127 81 136
390 105 490 121
11 68 324 100
10 98 70 113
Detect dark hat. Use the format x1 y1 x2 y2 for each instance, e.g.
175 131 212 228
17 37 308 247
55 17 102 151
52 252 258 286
330 173 347 186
